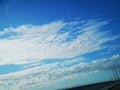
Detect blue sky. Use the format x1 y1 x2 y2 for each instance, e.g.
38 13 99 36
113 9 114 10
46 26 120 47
0 0 120 90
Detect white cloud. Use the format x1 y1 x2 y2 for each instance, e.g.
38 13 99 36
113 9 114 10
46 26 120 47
0 54 119 90
0 19 117 65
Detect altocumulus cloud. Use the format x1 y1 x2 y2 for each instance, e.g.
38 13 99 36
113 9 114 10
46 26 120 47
0 19 117 65
0 55 120 90
0 19 119 90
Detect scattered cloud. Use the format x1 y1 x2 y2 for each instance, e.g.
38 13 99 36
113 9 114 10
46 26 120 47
0 19 119 89
0 54 119 90
0 19 117 65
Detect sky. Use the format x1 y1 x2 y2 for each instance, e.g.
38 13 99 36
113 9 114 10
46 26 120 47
0 0 120 90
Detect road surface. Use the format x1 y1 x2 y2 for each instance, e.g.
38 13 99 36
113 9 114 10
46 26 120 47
62 80 120 90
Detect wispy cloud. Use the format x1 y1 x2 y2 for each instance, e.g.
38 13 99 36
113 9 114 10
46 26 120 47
0 19 117 65
0 54 119 90
5 4 9 16
0 19 119 89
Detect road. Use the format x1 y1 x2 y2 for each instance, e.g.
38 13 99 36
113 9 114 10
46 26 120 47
109 82 120 90
99 81 120 90
62 80 120 90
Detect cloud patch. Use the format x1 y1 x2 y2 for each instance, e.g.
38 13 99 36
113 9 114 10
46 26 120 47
0 19 117 65
0 54 119 90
